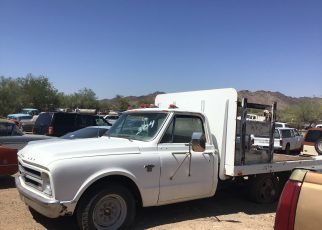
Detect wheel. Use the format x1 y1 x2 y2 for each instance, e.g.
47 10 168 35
77 184 136 230
315 138 322 155
249 174 279 204
284 143 290 155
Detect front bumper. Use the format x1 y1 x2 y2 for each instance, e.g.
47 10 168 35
15 177 65 218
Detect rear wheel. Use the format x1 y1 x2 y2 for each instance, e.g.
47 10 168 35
284 143 291 155
249 174 279 204
315 138 322 155
76 184 136 230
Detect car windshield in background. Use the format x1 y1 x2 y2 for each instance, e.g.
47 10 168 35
106 112 168 141
61 127 109 139
305 130 322 143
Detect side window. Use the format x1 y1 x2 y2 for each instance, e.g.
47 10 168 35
161 120 174 143
293 129 300 137
281 130 292 138
76 115 96 129
55 113 76 130
161 115 205 143
0 123 9 136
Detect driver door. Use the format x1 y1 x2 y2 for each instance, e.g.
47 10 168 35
157 114 215 204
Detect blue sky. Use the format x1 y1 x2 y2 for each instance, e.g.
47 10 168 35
1 0 321 99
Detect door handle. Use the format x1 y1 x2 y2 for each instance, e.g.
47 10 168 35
144 164 155 172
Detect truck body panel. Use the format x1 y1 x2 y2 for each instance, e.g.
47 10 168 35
156 88 322 178
156 88 237 180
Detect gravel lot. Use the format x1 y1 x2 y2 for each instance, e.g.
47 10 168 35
0 175 276 230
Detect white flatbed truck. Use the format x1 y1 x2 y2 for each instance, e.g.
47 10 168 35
15 88 322 230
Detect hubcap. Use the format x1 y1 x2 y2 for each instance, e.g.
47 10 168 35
259 179 275 202
93 194 127 230
318 142 322 152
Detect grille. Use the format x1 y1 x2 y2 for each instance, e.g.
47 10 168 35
19 162 43 191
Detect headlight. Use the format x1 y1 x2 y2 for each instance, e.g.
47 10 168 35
41 172 52 196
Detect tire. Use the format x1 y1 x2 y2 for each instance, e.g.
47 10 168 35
76 184 136 230
249 174 279 204
284 143 290 155
315 138 322 155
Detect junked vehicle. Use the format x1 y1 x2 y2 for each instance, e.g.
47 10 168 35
0 146 18 176
20 108 39 116
33 112 110 137
253 128 303 154
275 122 290 128
104 112 119 125
0 126 111 176
7 113 32 122
19 115 39 133
301 128 322 156
15 88 322 230
0 119 54 175
61 126 110 140
275 169 322 230
0 119 22 136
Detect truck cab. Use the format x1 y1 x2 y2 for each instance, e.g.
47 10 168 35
16 108 218 229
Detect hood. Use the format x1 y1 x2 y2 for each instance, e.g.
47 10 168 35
18 136 140 167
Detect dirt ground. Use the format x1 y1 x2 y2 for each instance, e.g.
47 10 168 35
0 175 276 230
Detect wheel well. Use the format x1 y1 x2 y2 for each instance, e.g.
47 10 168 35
78 175 143 208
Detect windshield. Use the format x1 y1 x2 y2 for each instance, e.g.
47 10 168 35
106 112 168 141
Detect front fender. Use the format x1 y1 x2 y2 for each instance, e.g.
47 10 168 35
73 168 141 202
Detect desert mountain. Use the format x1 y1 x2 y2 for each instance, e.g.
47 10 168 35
101 90 321 110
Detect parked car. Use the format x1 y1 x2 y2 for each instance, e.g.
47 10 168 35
301 128 322 156
0 147 18 176
33 112 110 137
0 133 54 151
0 126 112 176
61 126 110 139
316 124 322 128
104 111 119 125
6 113 32 122
19 115 39 133
275 122 290 128
253 127 303 154
0 127 54 176
20 108 39 116
275 169 322 230
0 119 23 136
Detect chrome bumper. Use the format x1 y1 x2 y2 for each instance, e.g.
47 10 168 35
15 177 65 218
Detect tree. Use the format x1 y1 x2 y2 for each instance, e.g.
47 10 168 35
0 76 22 116
279 100 322 127
98 100 112 113
18 74 59 111
73 88 98 109
115 95 129 111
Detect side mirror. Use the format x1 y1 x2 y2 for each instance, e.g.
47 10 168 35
191 132 206 152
